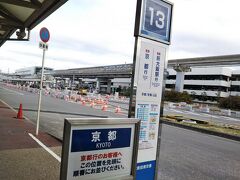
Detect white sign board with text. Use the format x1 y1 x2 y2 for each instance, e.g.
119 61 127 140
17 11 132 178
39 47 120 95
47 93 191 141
131 0 173 179
60 118 140 180
133 38 168 180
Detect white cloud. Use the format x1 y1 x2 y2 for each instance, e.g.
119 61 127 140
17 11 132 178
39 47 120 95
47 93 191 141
1 0 240 73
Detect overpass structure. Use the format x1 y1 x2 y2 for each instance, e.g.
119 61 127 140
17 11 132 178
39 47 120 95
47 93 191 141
51 64 133 79
51 54 240 79
50 54 240 78
168 54 240 67
47 54 240 94
3 54 240 94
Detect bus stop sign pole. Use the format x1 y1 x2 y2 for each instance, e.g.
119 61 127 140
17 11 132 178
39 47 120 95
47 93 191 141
36 27 50 136
128 1 173 179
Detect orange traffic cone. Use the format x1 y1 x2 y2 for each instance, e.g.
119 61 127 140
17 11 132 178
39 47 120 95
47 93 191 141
115 106 121 113
17 103 23 119
102 105 108 111
82 100 86 106
90 101 95 108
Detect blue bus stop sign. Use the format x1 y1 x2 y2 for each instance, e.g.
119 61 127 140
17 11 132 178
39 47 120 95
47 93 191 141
40 27 50 43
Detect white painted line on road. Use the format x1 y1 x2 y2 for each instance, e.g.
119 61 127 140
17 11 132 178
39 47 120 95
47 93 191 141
171 109 184 114
169 108 221 119
202 113 219 118
1 87 24 95
28 133 61 163
0 98 17 113
184 111 200 116
0 98 35 125
220 116 240 122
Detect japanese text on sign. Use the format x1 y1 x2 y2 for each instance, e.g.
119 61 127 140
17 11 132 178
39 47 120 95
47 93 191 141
60 115 139 179
73 152 124 178
71 128 131 152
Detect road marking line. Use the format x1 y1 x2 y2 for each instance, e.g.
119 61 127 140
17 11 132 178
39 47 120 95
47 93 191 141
0 98 34 125
1 98 61 162
0 98 17 113
1 87 24 95
28 133 61 162
184 111 200 116
220 116 240 121
202 113 218 118
171 109 184 114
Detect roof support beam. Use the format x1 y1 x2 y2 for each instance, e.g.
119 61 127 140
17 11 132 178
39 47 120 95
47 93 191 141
0 0 41 9
0 24 10 31
0 5 24 26
31 0 42 8
0 19 23 26
0 24 22 29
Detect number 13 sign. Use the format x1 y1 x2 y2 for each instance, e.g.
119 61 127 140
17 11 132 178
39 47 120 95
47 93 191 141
135 0 173 44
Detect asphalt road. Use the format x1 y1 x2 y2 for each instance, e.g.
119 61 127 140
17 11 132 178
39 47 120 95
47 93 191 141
109 99 240 127
158 125 240 180
164 107 240 127
1 85 240 179
0 85 125 138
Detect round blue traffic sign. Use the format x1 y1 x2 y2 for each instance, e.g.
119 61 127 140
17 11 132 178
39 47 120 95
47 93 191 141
40 27 50 43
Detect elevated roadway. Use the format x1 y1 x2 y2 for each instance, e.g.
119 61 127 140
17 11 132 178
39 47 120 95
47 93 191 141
0 84 239 179
3 54 240 80
50 54 240 79
168 54 240 67
51 64 133 78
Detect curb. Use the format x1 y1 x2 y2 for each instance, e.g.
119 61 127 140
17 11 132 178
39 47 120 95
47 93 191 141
161 120 240 142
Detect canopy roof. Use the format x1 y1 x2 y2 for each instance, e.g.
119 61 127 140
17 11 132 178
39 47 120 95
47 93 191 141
0 0 68 47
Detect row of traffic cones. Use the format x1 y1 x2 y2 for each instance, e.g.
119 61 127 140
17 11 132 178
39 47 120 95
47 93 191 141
101 105 122 113
81 99 122 113
16 101 122 121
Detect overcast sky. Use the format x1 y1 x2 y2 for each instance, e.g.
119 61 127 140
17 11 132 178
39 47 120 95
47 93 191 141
1 0 240 73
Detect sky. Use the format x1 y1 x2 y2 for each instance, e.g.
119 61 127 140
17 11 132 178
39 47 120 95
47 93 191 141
1 0 240 73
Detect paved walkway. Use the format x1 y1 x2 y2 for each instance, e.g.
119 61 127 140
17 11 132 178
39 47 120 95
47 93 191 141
0 100 62 180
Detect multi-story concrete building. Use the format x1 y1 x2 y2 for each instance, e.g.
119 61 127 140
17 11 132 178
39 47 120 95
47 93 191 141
15 66 53 78
13 62 240 100
165 67 240 100
78 66 240 100
230 70 240 96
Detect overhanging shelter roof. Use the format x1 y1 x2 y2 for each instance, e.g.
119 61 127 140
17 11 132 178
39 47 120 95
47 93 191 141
0 0 68 47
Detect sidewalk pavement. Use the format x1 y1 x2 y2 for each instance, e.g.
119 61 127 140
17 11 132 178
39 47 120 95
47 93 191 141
0 100 62 180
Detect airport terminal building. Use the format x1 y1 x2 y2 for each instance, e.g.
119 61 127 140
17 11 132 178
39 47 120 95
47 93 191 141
71 67 240 101
51 66 240 101
165 67 240 100
8 55 240 100
97 67 240 101
15 66 53 78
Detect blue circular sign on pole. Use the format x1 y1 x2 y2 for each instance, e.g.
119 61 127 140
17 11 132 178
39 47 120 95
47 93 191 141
40 27 50 43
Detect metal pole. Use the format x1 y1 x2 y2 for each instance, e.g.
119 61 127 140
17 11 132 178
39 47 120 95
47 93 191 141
128 37 138 118
36 48 46 136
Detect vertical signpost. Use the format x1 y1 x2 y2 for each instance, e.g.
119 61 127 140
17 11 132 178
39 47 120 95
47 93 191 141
36 27 50 136
129 0 173 179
